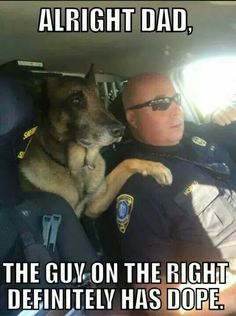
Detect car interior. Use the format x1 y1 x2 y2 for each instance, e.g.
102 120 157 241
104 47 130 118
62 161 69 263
1 1 236 315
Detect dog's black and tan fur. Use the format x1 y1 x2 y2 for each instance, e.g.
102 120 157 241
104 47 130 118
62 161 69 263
17 66 172 217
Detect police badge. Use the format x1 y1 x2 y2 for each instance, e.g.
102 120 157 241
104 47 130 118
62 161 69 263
116 194 134 234
192 136 207 147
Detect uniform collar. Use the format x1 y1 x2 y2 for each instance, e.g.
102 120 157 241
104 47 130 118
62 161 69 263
115 134 195 161
128 138 186 158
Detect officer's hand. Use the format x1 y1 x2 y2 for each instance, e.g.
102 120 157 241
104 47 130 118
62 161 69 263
211 106 236 126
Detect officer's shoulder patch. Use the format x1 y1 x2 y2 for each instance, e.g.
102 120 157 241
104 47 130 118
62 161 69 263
192 136 207 147
116 194 134 234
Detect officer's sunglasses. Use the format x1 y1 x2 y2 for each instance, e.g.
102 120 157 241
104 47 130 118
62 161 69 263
127 93 181 111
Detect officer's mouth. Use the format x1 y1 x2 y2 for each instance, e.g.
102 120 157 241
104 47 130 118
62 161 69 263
170 123 183 129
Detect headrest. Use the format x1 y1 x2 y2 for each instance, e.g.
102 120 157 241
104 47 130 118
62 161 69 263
0 73 35 136
0 73 36 206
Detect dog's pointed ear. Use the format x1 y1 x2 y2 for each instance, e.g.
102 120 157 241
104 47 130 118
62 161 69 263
84 64 96 86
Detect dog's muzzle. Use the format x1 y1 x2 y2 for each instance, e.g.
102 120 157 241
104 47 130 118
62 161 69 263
109 123 125 138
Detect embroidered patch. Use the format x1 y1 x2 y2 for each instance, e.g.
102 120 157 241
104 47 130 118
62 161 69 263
192 136 207 147
23 126 38 140
183 181 199 196
17 126 38 159
116 194 134 234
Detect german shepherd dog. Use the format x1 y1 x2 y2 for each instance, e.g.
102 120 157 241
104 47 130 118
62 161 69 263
18 66 172 217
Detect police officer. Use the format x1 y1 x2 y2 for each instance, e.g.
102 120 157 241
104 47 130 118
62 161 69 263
106 73 236 314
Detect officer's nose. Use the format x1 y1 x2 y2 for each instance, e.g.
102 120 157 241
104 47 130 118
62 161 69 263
169 102 183 120
170 100 182 112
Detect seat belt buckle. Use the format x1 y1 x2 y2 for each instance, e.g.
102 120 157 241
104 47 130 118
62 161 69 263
48 214 62 252
42 214 62 252
42 215 52 248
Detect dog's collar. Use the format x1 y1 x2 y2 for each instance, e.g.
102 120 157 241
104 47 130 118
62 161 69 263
83 159 95 170
40 143 95 171
40 143 68 169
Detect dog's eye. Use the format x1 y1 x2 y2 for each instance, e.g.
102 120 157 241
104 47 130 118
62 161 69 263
72 97 80 104
67 91 86 109
70 92 84 104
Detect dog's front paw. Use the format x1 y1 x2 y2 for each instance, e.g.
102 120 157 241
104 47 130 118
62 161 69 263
144 162 173 186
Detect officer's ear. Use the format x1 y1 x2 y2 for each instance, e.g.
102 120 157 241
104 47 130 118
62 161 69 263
125 110 138 129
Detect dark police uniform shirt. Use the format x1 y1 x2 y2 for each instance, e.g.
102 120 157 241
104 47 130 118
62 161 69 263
105 122 236 265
